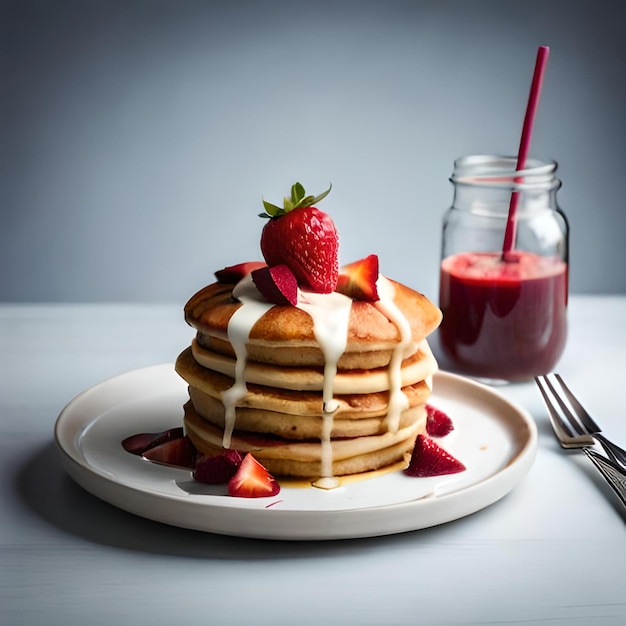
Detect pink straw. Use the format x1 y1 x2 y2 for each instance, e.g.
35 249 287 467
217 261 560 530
502 45 550 259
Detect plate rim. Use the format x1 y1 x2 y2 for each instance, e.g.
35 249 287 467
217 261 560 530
54 364 537 540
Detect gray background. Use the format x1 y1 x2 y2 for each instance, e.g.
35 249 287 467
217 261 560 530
2 0 625 304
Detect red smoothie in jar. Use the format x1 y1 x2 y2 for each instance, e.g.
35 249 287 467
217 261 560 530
439 251 567 381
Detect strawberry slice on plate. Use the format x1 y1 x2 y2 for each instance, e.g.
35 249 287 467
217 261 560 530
194 449 243 484
425 404 455 438
142 435 197 470
404 434 466 477
228 453 281 498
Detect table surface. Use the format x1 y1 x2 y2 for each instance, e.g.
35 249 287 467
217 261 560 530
2 296 625 626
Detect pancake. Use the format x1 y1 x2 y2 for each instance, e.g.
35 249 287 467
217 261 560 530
175 345 432 419
197 333 400 369
183 401 424 477
176 272 442 482
184 276 442 369
188 338 437 394
187 387 428 439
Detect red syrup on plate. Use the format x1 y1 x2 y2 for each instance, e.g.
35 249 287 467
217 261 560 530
439 251 568 381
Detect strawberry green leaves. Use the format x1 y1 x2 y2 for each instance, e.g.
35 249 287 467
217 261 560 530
260 182 332 218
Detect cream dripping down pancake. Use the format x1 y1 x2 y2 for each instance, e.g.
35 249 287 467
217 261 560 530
175 272 442 485
174 181 442 489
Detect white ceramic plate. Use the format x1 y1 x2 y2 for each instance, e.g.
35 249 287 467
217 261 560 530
55 364 537 540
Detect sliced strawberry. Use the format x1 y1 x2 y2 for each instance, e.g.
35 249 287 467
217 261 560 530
259 183 338 293
228 453 281 498
336 254 379 301
215 261 267 284
142 435 197 470
122 427 185 456
425 404 454 438
404 434 465 477
194 449 243 484
251 264 298 306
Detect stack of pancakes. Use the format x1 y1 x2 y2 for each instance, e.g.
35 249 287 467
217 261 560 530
175 276 442 479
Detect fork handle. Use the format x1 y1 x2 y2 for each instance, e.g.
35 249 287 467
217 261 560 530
583 448 626 507
594 434 626 470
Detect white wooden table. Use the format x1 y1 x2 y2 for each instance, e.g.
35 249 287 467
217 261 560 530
2 297 625 625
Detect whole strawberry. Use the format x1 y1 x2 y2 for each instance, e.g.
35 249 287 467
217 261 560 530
259 182 338 293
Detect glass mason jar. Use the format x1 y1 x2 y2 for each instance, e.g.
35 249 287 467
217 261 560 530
438 155 569 383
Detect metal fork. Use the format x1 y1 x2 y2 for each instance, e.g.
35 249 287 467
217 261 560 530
536 374 626 469
535 375 626 507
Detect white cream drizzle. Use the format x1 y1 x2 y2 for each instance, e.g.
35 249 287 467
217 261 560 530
296 290 352 489
373 276 416 433
221 275 274 448
220 272 416 490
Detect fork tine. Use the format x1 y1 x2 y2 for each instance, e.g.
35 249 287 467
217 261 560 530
535 376 579 444
540 375 586 436
554 373 602 433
